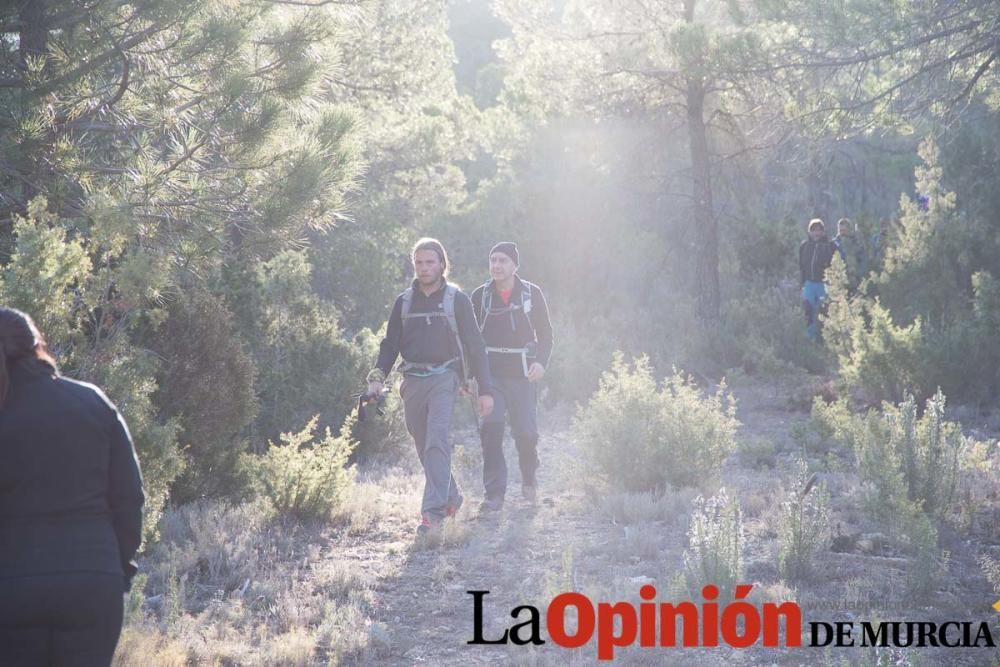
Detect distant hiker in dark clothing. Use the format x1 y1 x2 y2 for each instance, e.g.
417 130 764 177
834 217 868 292
871 216 894 271
0 307 144 667
799 218 837 340
471 242 553 511
367 238 494 535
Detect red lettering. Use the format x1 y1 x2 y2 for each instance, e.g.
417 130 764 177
763 601 802 647
639 585 657 646
597 602 637 660
701 585 719 646
547 593 595 649
660 602 699 647
720 585 760 648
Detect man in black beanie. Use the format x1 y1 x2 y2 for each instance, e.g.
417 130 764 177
471 242 554 511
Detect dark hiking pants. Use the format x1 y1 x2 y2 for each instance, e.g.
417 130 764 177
480 375 539 501
0 572 125 666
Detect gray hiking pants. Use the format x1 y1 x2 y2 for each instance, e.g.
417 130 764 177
400 370 463 520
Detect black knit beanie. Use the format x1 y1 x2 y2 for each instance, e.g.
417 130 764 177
489 241 519 265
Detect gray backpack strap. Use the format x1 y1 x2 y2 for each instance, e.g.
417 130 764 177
477 281 492 332
443 284 467 381
520 280 537 341
400 287 413 320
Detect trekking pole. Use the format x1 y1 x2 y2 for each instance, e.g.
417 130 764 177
462 378 481 430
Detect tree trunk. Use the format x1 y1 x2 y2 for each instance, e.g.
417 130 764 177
683 0 720 323
19 1 47 70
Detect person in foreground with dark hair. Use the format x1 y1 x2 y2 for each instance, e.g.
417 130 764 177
366 238 494 536
0 307 145 666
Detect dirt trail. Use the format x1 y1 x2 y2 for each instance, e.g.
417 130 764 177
333 381 996 666
335 424 603 665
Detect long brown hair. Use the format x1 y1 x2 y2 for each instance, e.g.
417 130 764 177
0 307 57 405
411 237 449 277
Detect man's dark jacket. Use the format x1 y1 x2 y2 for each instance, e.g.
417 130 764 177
374 279 494 395
471 276 554 378
799 236 837 284
0 359 145 587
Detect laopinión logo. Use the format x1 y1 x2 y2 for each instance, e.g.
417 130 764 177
467 585 997 661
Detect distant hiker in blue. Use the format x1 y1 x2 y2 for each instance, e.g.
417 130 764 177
799 218 837 340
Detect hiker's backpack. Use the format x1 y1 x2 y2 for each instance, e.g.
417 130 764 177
398 283 467 380
477 279 536 340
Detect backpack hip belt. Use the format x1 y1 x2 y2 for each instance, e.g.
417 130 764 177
397 357 459 376
485 346 534 377
399 284 468 382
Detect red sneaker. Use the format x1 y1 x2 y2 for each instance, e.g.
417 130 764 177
445 495 464 517
416 516 442 536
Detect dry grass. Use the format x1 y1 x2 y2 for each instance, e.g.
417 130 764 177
113 627 189 667
116 494 379 666
115 385 1000 666
596 488 694 526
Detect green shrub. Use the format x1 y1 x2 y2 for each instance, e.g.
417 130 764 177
832 299 932 404
683 488 744 598
778 458 831 583
868 391 964 522
823 139 1000 405
245 415 357 519
0 199 186 545
852 408 911 527
903 510 942 603
710 280 829 376
878 138 967 328
229 250 371 445
736 436 778 469
925 271 1000 401
826 390 968 527
574 353 739 492
794 396 854 458
146 289 258 501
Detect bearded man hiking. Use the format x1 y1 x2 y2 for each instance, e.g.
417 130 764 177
366 238 494 536
471 242 553 513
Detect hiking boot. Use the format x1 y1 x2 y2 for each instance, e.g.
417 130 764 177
522 484 537 503
479 497 503 514
446 495 464 518
416 516 442 536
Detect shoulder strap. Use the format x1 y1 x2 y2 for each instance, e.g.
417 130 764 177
478 281 492 332
443 284 458 335
400 287 413 320
520 280 536 337
443 284 467 381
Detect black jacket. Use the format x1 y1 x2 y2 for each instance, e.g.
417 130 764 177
0 359 144 586
471 276 554 378
374 280 494 396
799 237 837 284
